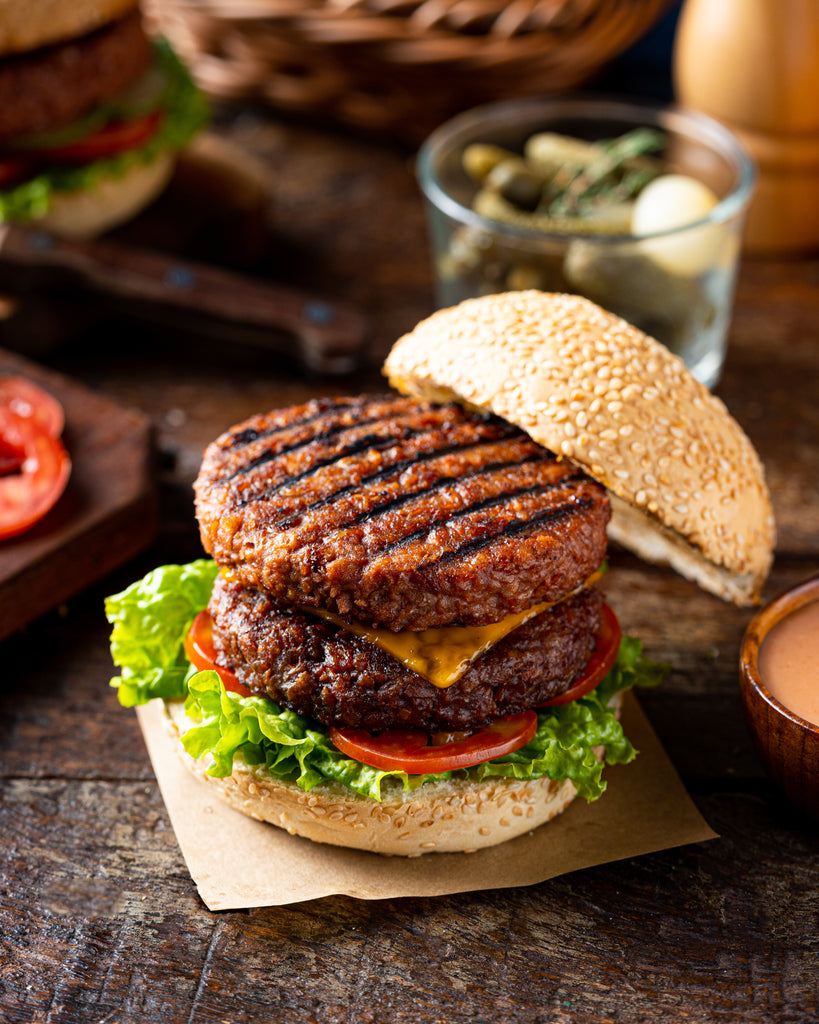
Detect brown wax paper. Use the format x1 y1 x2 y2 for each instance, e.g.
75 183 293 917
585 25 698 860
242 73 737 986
136 693 716 910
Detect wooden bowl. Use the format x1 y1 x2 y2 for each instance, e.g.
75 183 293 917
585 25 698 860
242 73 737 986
740 576 819 820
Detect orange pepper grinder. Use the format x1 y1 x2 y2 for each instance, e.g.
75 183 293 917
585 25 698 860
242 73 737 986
673 0 819 254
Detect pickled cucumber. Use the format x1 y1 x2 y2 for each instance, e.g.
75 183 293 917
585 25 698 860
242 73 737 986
435 123 718 367
563 240 715 354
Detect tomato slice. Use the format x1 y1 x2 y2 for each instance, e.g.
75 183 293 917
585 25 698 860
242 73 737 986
26 111 162 165
539 602 622 708
0 408 71 540
329 711 538 774
185 609 253 698
0 435 24 476
0 377 65 438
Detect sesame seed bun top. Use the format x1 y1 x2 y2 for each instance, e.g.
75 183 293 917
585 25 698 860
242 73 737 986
0 0 138 56
384 291 775 606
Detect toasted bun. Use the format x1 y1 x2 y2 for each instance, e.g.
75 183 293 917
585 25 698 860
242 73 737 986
0 0 138 56
162 698 597 856
37 151 175 239
384 291 775 606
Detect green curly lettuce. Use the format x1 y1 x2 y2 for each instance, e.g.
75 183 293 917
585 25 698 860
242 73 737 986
105 560 668 803
106 559 218 707
0 39 209 224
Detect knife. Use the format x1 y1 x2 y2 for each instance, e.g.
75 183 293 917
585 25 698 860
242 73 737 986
0 223 369 375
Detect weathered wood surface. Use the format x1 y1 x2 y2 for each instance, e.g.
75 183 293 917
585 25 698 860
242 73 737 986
1 110 818 1024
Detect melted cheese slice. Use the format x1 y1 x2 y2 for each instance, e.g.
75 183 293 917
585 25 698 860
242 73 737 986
310 570 602 689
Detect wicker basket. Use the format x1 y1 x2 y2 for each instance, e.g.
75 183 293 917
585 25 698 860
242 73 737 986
147 0 670 139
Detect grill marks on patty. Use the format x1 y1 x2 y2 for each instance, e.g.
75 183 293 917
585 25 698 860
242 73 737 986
195 396 610 631
371 478 591 559
210 394 518 497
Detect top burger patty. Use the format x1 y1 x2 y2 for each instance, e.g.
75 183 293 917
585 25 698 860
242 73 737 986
195 395 611 632
0 10 150 144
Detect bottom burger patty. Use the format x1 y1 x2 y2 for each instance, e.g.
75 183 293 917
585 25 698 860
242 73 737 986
209 573 603 734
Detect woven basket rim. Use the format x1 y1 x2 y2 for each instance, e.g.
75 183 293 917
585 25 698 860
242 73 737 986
147 0 672 135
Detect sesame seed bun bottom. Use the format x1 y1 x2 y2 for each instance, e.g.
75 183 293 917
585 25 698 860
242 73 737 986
161 698 605 857
37 150 175 239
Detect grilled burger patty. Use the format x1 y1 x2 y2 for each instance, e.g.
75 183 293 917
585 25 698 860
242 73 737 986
0 10 150 143
195 395 610 632
209 573 603 733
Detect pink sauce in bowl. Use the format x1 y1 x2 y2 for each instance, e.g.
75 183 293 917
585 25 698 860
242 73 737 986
740 575 819 820
758 599 819 727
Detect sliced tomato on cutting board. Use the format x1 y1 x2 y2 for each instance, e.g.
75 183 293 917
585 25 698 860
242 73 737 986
0 376 65 438
0 403 70 541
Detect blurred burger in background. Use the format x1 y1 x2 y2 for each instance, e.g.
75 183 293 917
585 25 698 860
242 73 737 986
0 0 208 238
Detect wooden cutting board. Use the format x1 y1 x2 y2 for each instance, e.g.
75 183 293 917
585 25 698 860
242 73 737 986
0 348 156 642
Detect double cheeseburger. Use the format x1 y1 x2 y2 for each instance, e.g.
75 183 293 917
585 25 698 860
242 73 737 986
0 0 207 238
107 292 775 856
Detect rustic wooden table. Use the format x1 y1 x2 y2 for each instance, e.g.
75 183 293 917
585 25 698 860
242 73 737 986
1 109 818 1023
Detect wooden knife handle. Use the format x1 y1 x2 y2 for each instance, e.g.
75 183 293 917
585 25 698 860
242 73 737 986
0 224 368 374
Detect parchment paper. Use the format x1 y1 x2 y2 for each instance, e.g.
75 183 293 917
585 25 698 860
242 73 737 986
136 693 716 910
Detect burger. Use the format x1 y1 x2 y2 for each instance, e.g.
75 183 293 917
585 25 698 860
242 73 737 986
0 0 207 238
106 291 775 856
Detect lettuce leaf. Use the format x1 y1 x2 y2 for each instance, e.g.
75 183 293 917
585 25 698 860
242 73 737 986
0 39 209 224
106 559 218 707
105 560 667 802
